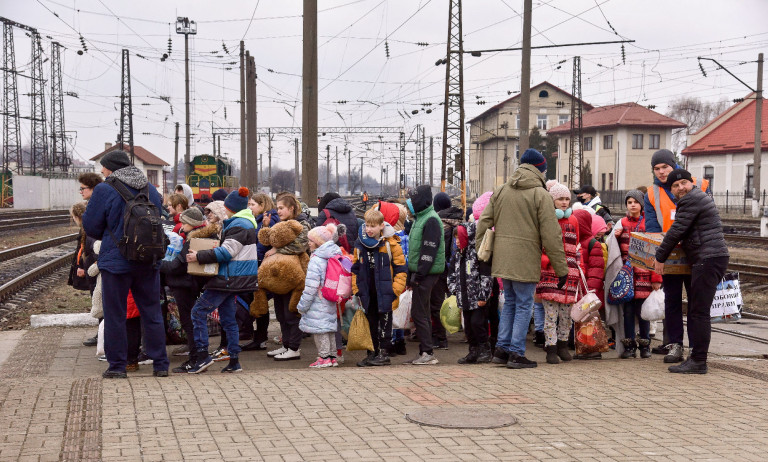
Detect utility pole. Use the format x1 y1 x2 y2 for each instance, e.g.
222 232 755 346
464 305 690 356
294 138 300 194
360 157 364 192
50 41 69 171
347 149 351 194
239 40 246 186
429 136 434 186
119 49 134 165
268 128 272 193
302 0 318 202
325 145 330 195
502 121 509 183
176 17 196 177
173 122 180 185
30 32 49 173
519 0 532 152
753 53 764 218
335 146 340 191
2 20 22 174
421 125 426 184
568 56 584 190
246 53 258 190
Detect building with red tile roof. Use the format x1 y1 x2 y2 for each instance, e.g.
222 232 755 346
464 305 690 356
682 93 767 195
90 143 170 194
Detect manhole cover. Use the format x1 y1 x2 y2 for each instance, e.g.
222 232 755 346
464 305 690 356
405 408 517 429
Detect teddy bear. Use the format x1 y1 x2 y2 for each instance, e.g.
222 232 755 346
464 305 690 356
250 219 310 316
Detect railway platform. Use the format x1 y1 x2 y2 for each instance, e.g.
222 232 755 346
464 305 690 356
1 319 768 461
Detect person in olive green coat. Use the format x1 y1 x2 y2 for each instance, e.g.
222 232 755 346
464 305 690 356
476 149 569 369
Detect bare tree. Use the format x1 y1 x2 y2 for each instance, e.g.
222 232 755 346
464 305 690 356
271 169 296 193
667 96 729 154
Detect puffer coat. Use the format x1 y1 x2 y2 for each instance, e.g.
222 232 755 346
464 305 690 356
574 209 605 302
536 213 581 304
617 215 662 299
351 223 408 313
447 222 493 311
298 240 342 334
655 186 729 265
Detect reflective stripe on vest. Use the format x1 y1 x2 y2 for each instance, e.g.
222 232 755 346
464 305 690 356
651 177 704 232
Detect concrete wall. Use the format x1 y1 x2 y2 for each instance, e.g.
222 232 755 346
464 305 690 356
12 175 81 210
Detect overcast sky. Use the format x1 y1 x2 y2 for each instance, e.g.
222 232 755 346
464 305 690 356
4 0 767 176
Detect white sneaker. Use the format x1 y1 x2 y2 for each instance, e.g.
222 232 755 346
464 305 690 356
274 348 301 361
410 352 439 365
267 346 287 357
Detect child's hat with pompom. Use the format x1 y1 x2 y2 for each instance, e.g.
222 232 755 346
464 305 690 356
224 187 250 213
308 223 340 247
546 180 571 200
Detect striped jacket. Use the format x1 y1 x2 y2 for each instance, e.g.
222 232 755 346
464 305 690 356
196 208 259 292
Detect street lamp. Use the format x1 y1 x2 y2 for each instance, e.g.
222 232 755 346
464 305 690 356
176 17 197 178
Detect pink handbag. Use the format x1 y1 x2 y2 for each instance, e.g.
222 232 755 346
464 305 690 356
570 267 602 323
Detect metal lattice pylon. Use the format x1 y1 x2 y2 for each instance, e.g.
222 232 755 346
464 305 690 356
119 49 135 164
30 32 49 174
568 56 583 190
50 41 69 171
2 21 21 174
440 0 466 209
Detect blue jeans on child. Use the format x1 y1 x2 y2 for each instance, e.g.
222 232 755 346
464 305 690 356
496 280 536 357
623 298 650 341
533 302 545 332
191 289 242 358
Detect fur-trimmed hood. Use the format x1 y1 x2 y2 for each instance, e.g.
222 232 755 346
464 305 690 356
187 222 221 240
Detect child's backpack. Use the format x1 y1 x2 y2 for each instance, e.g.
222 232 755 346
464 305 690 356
588 238 608 267
106 177 168 264
321 254 353 304
320 209 351 253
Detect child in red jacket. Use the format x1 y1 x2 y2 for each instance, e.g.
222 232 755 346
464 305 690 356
573 210 605 303
613 190 663 358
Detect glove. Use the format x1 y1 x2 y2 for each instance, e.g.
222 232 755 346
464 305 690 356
411 272 424 287
557 275 568 290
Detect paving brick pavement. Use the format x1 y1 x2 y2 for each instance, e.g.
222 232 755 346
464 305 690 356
1 326 768 461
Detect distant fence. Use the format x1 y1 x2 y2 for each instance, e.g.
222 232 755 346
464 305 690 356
600 189 767 216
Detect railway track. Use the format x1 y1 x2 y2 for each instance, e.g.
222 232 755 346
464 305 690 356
0 233 78 262
0 242 76 303
0 210 71 232
724 234 768 248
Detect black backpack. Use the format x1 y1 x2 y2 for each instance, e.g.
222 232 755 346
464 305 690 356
106 177 168 264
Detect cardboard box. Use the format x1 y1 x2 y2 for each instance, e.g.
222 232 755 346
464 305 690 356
628 232 690 275
188 238 219 277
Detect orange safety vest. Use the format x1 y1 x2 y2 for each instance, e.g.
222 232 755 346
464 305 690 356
647 176 707 232
363 193 368 202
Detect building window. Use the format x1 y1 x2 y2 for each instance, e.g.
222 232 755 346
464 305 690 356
147 169 158 186
601 173 606 191
603 135 613 149
516 114 520 129
583 137 593 151
537 115 548 130
704 166 714 192
649 134 660 149
559 115 569 126
563 174 568 184
539 90 549 98
632 134 643 149
514 144 519 160
609 172 614 191
746 164 754 197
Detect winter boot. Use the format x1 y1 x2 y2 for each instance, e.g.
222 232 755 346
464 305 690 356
534 331 545 347
638 339 652 358
394 339 407 356
458 346 480 364
476 343 492 363
556 340 572 361
545 345 560 364
620 339 637 359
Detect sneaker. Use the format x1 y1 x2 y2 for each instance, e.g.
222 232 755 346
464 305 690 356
241 340 267 351
652 344 670 355
102 369 127 379
491 349 510 365
506 354 537 369
221 359 243 373
97 355 107 362
212 348 230 362
187 354 214 374
172 345 190 356
357 352 376 367
331 358 339 367
126 362 139 372
336 349 344 363
409 352 439 365
267 346 288 357
83 336 98 347
274 348 301 361
668 357 707 374
309 357 333 368
273 336 282 344
434 339 449 350
137 352 153 365
664 343 684 363
172 360 193 374
369 352 391 366
153 370 169 377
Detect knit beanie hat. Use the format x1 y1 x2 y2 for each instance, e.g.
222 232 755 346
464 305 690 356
664 168 693 188
224 187 250 213
520 148 547 172
472 191 493 221
318 192 341 212
624 189 645 208
432 192 452 212
651 149 676 168
308 223 338 247
211 188 228 201
378 201 400 228
204 200 228 223
180 207 205 227
546 180 570 200
591 214 608 237
100 150 131 172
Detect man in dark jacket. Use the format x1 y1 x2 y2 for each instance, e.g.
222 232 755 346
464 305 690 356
82 150 170 378
405 185 445 365
654 168 729 374
318 192 358 252
573 184 614 229
429 191 462 349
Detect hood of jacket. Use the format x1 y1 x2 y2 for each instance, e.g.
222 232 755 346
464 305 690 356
324 197 353 214
358 222 395 249
508 163 546 191
574 209 593 245
227 208 257 228
176 183 195 204
409 185 433 213
205 200 228 223
111 166 148 189
438 205 464 220
312 240 341 259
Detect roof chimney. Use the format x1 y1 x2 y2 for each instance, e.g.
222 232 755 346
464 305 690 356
104 142 112 151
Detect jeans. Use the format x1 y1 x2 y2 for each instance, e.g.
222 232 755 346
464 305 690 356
101 268 169 373
392 329 405 341
533 302 545 332
688 256 729 362
662 274 692 346
191 289 242 358
623 298 650 341
497 280 537 356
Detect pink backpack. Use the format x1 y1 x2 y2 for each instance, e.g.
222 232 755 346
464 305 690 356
321 254 353 304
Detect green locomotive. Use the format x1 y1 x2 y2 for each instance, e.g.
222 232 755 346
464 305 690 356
186 155 237 202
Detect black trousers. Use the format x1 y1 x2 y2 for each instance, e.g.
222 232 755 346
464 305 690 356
662 273 692 346
126 316 142 363
485 281 500 349
253 313 270 344
273 292 302 351
429 274 448 342
412 274 439 355
364 296 393 354
688 256 729 362
463 308 489 347
169 287 198 352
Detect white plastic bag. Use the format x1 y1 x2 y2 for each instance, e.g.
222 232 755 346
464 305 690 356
641 289 665 321
96 319 105 357
393 290 413 329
